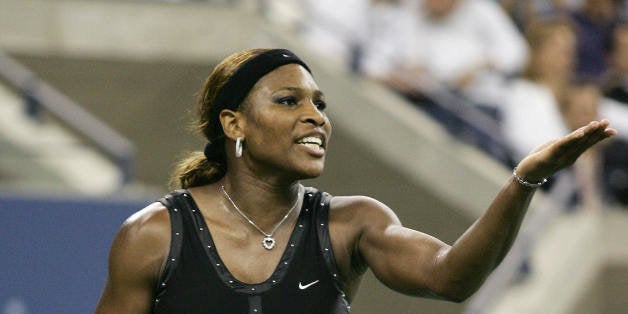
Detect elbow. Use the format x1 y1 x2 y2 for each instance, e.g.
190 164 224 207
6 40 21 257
433 278 482 303
430 254 493 303
437 287 475 303
442 291 473 303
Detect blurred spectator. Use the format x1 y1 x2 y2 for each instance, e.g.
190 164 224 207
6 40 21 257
560 81 628 206
501 18 583 207
300 0 369 69
499 0 577 31
502 18 576 163
359 0 527 163
503 17 628 207
410 0 529 110
361 0 524 144
361 0 528 110
559 82 605 209
360 0 422 95
569 0 623 81
500 0 626 82
603 22 628 104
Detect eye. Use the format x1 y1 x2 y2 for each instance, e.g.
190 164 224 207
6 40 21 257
276 96 298 106
314 100 327 111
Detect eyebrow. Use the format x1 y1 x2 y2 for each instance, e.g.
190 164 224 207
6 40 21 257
274 87 325 98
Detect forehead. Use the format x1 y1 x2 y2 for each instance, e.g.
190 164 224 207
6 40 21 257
249 64 319 94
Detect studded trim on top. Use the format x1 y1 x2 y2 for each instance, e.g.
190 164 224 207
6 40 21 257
314 190 350 310
153 190 186 308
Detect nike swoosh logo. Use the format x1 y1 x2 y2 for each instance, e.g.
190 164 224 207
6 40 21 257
298 280 320 290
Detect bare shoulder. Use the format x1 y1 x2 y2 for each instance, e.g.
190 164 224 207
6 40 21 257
327 194 403 295
118 202 171 246
109 202 171 279
329 195 401 227
327 195 402 256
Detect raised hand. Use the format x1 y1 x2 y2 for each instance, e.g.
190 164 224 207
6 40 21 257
514 120 616 183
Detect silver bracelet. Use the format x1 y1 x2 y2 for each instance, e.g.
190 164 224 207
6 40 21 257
512 167 547 189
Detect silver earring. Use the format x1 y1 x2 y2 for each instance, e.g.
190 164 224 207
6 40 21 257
235 137 243 158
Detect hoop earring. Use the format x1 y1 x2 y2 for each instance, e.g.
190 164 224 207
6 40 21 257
235 137 243 158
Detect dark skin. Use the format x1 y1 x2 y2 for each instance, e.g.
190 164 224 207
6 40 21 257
95 64 616 313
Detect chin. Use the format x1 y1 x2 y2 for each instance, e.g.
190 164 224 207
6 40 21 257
297 164 325 179
299 169 324 180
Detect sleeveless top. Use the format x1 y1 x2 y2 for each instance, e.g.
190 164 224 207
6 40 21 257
151 187 351 313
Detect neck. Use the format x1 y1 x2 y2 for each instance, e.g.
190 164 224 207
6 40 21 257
219 172 302 226
539 76 569 99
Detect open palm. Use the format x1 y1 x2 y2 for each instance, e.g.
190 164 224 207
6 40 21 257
515 120 616 182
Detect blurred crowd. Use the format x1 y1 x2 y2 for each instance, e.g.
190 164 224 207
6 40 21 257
299 0 628 208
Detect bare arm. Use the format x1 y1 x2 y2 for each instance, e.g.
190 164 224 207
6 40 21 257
94 203 170 313
357 120 616 301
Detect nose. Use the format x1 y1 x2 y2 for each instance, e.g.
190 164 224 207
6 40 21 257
301 101 326 126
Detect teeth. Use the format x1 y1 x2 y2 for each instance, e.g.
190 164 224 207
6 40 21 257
302 143 322 150
297 136 323 146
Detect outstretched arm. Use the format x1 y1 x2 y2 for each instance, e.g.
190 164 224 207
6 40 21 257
357 120 616 301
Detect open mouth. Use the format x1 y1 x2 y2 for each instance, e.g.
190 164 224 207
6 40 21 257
296 136 324 150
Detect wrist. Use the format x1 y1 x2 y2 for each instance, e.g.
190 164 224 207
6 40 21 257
512 167 547 189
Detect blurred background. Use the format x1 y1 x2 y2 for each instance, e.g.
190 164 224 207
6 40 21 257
0 0 627 313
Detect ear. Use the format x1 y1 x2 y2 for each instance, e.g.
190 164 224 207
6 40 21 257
219 109 245 141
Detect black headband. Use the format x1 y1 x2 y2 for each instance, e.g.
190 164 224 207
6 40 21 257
213 49 312 113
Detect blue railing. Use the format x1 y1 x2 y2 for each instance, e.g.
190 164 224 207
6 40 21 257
0 50 135 184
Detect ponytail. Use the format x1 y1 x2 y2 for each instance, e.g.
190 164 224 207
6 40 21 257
169 151 226 189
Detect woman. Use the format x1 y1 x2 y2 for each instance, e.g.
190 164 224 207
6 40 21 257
502 18 578 163
95 48 615 313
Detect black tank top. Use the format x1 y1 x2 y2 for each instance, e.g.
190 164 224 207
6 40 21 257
152 187 350 313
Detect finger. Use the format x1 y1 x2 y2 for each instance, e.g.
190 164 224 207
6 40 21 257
584 120 616 143
570 120 609 144
604 128 618 137
574 122 607 149
582 120 604 136
550 122 604 160
591 120 617 138
601 118 617 136
566 121 614 156
541 120 614 164
598 119 611 128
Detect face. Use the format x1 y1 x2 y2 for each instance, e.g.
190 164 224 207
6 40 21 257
422 0 458 19
536 26 576 79
611 26 628 73
583 0 616 20
237 64 332 180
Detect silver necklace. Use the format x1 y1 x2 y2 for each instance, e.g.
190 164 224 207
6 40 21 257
220 184 302 250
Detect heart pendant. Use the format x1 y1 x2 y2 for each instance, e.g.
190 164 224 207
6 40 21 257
262 236 276 250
